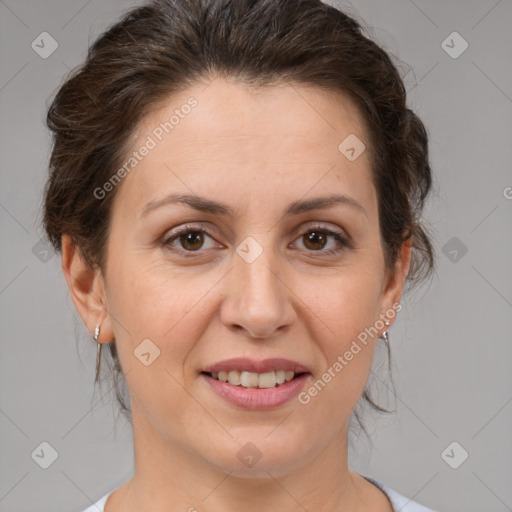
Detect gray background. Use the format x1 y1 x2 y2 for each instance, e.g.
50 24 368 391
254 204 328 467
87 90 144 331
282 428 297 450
1 0 511 511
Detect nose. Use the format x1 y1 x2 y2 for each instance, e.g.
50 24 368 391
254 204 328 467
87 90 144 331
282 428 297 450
219 245 296 339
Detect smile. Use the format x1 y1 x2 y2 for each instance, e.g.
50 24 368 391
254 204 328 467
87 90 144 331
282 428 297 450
200 371 311 410
204 369 300 388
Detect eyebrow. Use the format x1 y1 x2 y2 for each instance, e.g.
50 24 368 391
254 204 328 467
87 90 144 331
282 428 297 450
140 193 367 219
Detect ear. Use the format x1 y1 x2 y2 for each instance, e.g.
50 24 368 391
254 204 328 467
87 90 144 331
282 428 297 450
379 237 412 327
61 234 114 343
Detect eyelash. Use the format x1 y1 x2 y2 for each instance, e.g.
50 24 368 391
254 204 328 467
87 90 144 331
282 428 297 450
161 223 350 258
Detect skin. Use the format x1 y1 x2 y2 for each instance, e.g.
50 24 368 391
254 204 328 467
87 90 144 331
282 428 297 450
62 77 411 512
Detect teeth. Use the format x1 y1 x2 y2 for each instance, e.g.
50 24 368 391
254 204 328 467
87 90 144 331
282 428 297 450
285 370 294 381
211 370 298 388
228 370 241 385
258 371 276 389
240 371 259 387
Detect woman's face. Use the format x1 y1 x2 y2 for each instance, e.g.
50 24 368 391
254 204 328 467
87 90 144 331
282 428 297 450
72 78 410 476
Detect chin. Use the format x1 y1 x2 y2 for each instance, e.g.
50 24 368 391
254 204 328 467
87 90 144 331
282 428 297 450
200 428 313 478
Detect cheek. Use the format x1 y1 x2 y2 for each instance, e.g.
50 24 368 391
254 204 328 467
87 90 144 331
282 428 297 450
106 258 218 362
294 272 381 402
297 269 382 344
105 261 214 419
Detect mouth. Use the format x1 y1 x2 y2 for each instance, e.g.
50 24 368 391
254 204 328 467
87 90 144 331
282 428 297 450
199 367 312 410
201 370 310 389
199 357 312 409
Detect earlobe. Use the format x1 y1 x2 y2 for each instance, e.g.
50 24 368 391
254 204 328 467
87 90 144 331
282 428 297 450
381 237 412 324
61 234 114 342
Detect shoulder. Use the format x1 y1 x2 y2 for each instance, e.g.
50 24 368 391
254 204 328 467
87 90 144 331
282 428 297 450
363 476 438 512
82 478 438 512
81 491 112 512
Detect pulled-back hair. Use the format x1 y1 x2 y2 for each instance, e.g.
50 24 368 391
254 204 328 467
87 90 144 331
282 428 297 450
42 0 436 435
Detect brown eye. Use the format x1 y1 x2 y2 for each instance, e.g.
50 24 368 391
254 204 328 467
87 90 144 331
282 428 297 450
178 231 205 251
293 226 349 256
162 225 220 255
302 230 328 251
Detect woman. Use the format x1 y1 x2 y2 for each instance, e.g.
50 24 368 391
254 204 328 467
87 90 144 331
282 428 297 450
42 0 437 510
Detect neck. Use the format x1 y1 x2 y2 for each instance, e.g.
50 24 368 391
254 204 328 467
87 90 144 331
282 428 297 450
110 405 372 512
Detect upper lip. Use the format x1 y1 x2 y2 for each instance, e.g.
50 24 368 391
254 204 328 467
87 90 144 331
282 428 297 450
202 358 311 374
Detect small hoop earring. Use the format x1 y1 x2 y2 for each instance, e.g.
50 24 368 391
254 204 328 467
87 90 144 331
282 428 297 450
380 319 391 343
94 325 102 383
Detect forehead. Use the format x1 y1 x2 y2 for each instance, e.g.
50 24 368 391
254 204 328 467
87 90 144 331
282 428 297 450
113 78 375 218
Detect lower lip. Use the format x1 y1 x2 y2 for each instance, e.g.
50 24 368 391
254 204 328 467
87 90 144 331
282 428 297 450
200 373 310 410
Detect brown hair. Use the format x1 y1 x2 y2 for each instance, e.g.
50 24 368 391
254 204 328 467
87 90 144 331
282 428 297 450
42 0 436 436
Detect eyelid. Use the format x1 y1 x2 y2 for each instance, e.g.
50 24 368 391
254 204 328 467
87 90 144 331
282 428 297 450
161 221 351 256
290 223 351 253
163 222 222 241
161 222 224 251
292 221 348 240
